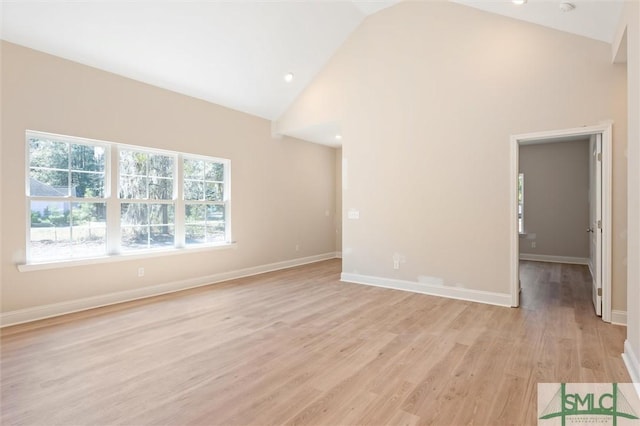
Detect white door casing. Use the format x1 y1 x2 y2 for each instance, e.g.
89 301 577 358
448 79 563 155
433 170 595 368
589 134 603 316
510 123 612 322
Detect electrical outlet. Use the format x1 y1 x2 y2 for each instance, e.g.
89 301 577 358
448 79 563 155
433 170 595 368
295 244 300 252
138 267 145 277
531 242 536 248
393 259 400 270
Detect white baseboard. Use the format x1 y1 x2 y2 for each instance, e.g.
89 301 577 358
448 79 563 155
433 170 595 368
623 340 640 397
519 253 589 265
335 251 343 259
611 310 627 326
340 273 512 307
1 252 338 328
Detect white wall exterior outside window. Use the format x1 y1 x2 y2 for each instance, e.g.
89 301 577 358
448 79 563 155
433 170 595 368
25 130 232 265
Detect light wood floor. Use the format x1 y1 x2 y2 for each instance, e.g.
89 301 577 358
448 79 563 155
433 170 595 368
0 259 629 425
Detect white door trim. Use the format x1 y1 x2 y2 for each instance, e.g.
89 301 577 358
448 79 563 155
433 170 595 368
509 122 613 322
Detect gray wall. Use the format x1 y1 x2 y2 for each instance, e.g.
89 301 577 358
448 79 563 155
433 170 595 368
519 139 590 258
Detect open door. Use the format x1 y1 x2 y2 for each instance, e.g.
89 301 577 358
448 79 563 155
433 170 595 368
589 133 602 316
512 123 611 320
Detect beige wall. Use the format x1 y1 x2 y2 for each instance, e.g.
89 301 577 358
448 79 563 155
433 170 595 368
278 1 628 310
0 41 337 314
630 0 640 381
0 39 3 304
615 1 640 378
519 140 590 259
336 148 343 254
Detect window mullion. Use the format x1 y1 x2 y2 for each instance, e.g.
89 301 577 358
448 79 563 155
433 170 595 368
67 142 72 198
175 154 185 248
25 139 31 263
225 159 232 243
107 145 121 255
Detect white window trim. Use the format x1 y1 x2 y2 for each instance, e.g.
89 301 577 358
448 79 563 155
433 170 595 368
22 130 233 270
17 242 238 272
182 153 232 246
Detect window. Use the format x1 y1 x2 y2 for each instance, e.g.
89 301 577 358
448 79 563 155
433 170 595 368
119 150 176 251
183 158 228 245
28 135 107 261
518 172 524 234
26 131 231 264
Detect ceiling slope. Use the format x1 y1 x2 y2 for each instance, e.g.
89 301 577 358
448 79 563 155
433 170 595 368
451 0 624 44
1 1 396 120
0 0 624 145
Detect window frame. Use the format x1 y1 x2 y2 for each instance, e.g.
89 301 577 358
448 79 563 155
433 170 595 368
26 133 111 262
24 130 233 268
182 154 231 246
117 146 178 252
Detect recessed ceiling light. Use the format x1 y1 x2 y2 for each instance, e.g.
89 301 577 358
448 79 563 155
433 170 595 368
559 2 575 12
335 134 343 141
284 72 294 83
512 0 527 5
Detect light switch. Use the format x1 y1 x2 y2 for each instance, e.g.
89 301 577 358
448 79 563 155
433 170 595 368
348 209 359 219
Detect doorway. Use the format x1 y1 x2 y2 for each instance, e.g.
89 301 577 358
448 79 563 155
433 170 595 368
509 123 613 322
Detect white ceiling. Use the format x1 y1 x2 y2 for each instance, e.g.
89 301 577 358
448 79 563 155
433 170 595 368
0 0 624 146
0 1 398 121
451 0 624 44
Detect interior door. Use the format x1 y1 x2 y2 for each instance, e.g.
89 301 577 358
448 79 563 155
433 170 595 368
589 134 602 316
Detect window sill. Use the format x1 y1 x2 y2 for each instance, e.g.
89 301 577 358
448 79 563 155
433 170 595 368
17 242 238 272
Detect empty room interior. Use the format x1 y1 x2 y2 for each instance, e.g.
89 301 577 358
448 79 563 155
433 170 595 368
1 0 639 425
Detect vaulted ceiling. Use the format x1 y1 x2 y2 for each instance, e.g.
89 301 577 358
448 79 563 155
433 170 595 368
451 0 623 44
1 0 624 143
1 1 399 120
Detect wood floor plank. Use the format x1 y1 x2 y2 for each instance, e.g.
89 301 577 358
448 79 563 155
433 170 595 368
358 379 417 425
0 259 631 425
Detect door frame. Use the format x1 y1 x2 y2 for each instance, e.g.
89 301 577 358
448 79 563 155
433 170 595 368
509 122 613 322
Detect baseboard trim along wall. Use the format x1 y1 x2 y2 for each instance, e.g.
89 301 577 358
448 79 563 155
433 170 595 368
0 252 339 327
611 310 627 326
519 254 589 265
622 340 640 397
340 273 512 307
